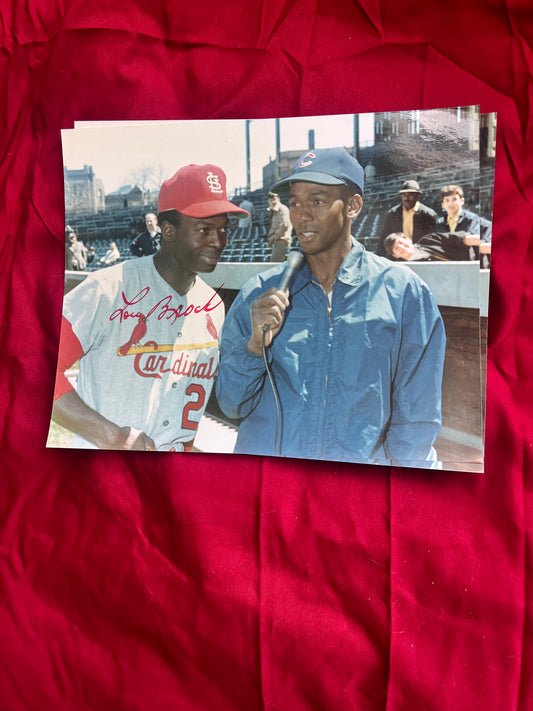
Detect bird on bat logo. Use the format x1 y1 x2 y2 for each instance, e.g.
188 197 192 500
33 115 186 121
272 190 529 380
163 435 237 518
118 315 148 355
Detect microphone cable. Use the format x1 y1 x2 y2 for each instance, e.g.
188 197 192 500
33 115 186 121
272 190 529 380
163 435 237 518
260 250 303 456
262 328 282 456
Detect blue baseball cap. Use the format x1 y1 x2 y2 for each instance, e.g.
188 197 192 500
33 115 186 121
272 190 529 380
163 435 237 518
270 147 364 195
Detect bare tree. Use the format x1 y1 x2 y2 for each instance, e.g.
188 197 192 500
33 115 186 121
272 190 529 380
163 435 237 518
130 164 165 192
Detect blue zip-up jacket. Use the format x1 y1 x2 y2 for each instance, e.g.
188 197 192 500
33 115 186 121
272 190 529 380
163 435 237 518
216 240 446 468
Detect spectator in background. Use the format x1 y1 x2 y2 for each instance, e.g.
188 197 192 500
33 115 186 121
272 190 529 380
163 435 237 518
376 180 438 257
86 246 96 264
130 213 161 256
66 232 88 271
100 241 120 265
265 191 292 262
436 185 490 262
239 198 254 229
383 231 482 262
384 233 434 261
437 185 480 234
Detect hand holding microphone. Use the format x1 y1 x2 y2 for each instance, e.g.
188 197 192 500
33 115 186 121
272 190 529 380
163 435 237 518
248 251 303 354
261 250 304 335
273 249 304 293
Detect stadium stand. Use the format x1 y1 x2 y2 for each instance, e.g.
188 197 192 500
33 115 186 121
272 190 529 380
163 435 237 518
66 161 492 268
355 161 490 252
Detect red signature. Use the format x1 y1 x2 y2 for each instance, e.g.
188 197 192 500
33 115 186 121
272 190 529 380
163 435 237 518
109 284 224 326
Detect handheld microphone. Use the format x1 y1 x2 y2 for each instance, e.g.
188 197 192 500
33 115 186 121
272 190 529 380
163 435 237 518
277 249 304 291
261 250 303 455
263 250 303 333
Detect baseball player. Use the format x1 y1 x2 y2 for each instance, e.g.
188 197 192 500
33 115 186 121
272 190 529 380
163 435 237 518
216 148 445 467
51 164 249 451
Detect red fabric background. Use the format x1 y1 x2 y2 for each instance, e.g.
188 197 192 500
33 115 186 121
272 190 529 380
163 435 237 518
1 1 532 708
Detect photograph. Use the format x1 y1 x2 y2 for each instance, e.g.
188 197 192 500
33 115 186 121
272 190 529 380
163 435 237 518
48 108 494 471
5 6 532 710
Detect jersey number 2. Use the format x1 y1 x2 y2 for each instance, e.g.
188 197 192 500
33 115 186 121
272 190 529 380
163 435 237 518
181 384 206 431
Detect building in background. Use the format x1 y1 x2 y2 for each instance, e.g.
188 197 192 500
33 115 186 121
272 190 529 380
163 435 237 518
262 149 303 188
64 165 105 214
105 184 151 211
367 107 480 176
260 109 490 189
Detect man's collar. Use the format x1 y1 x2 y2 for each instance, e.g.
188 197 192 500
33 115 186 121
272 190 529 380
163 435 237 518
402 201 420 213
296 237 364 289
337 237 365 286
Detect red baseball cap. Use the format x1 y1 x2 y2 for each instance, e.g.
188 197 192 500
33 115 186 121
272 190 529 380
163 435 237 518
158 164 249 219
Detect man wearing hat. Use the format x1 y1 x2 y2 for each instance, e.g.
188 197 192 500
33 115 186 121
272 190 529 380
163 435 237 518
216 148 446 468
51 164 248 451
375 179 438 258
265 191 292 261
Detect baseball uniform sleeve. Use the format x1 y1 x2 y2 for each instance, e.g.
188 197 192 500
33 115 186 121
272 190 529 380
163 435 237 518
63 274 117 352
54 274 117 400
53 317 84 400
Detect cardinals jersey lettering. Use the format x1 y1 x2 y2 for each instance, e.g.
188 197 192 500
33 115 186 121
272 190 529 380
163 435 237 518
60 256 224 451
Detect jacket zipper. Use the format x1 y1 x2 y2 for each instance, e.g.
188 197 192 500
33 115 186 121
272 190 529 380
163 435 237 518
315 282 333 458
319 295 334 454
324 301 332 406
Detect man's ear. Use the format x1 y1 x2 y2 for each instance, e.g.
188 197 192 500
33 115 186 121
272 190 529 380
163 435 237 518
346 194 363 219
160 220 176 243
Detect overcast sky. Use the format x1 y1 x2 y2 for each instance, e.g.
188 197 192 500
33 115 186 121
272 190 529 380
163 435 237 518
62 114 374 195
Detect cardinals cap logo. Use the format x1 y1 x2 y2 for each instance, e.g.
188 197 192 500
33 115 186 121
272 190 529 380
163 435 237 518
205 172 223 194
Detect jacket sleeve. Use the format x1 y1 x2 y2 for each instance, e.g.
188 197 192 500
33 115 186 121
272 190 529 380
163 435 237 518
418 232 472 261
383 275 446 468
480 217 492 242
414 207 438 241
376 210 397 256
215 289 271 420
455 211 481 236
130 234 143 256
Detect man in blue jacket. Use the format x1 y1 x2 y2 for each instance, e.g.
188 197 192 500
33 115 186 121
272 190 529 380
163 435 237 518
216 148 446 468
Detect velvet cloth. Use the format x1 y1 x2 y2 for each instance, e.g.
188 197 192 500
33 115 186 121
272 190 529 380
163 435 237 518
1 2 531 709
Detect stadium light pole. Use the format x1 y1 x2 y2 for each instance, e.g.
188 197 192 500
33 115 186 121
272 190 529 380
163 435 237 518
353 114 359 160
245 119 251 193
275 118 281 181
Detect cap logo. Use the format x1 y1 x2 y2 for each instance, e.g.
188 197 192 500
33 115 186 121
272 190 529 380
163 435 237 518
206 171 223 193
299 152 316 168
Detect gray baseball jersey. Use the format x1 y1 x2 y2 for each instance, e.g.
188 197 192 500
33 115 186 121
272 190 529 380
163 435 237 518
63 256 224 450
